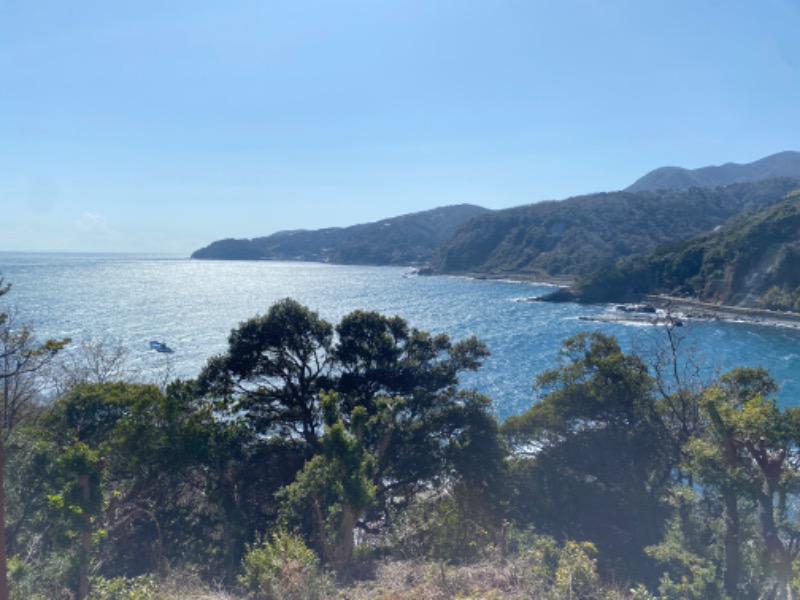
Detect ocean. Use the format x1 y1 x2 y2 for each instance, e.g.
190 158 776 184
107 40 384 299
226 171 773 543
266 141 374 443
1 252 798 419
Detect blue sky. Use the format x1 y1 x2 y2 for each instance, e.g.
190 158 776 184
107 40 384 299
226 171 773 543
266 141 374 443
2 0 799 254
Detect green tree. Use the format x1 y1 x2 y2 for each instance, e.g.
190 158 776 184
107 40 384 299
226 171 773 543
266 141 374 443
502 332 672 582
687 367 800 599
44 383 162 598
198 298 334 450
39 381 240 594
645 489 730 600
199 300 504 570
0 279 67 600
42 379 304 587
332 310 494 506
279 392 378 571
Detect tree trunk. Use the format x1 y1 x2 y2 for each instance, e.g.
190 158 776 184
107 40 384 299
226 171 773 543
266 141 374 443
0 429 8 600
217 468 239 586
757 480 793 600
78 473 91 600
314 499 359 573
0 361 8 600
333 504 358 572
718 427 741 600
722 490 740 599
746 440 792 599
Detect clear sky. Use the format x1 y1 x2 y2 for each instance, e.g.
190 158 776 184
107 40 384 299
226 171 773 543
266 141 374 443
2 0 799 254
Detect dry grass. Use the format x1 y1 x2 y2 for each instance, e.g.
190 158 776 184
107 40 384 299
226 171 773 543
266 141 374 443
156 571 238 600
336 558 527 599
156 555 641 600
156 558 529 599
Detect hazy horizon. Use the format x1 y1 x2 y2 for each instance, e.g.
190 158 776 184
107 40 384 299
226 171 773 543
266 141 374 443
3 1 799 255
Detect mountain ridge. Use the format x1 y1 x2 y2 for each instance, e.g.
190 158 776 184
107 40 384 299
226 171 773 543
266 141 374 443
626 151 800 192
192 152 800 279
433 178 800 278
191 204 489 265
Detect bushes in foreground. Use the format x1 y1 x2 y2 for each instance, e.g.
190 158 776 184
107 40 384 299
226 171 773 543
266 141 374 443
13 540 651 600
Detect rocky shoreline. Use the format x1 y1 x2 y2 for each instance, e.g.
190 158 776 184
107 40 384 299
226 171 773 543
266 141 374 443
443 270 800 331
457 271 576 286
578 295 800 331
644 295 800 330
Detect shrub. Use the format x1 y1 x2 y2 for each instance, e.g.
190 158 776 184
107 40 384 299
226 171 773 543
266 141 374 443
553 540 600 599
88 575 160 600
8 553 75 600
239 531 331 600
384 492 498 563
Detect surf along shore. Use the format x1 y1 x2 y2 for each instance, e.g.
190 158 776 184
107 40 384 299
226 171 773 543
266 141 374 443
454 271 800 331
643 295 800 330
578 295 800 331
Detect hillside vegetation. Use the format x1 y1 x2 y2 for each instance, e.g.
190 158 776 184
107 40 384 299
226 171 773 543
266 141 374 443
191 153 800 287
434 178 800 278
191 204 488 265
561 189 800 307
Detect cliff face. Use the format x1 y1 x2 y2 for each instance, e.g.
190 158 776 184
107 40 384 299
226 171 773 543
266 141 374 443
565 190 800 310
696 198 800 308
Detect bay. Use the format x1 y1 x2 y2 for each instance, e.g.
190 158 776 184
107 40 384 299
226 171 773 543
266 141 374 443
1 252 798 419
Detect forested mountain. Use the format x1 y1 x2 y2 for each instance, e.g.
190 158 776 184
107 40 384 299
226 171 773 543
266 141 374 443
569 188 800 308
434 177 800 278
193 153 800 281
191 204 489 265
626 150 800 192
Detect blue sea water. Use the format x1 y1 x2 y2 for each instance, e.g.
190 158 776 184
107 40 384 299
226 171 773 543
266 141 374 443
1 252 799 420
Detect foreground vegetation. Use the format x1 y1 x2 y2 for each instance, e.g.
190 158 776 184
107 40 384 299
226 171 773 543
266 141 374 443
4 279 800 599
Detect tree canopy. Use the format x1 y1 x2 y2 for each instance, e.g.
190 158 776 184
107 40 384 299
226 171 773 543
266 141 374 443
197 299 503 568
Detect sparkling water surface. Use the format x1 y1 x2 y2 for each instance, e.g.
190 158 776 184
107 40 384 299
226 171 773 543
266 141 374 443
1 252 798 419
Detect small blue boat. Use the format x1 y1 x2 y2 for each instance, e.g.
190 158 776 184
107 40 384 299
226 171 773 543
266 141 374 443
149 340 174 353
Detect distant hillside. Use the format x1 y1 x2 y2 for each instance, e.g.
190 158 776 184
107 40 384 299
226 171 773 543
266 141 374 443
566 187 800 309
191 204 489 265
434 178 800 278
626 151 800 192
193 152 800 276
